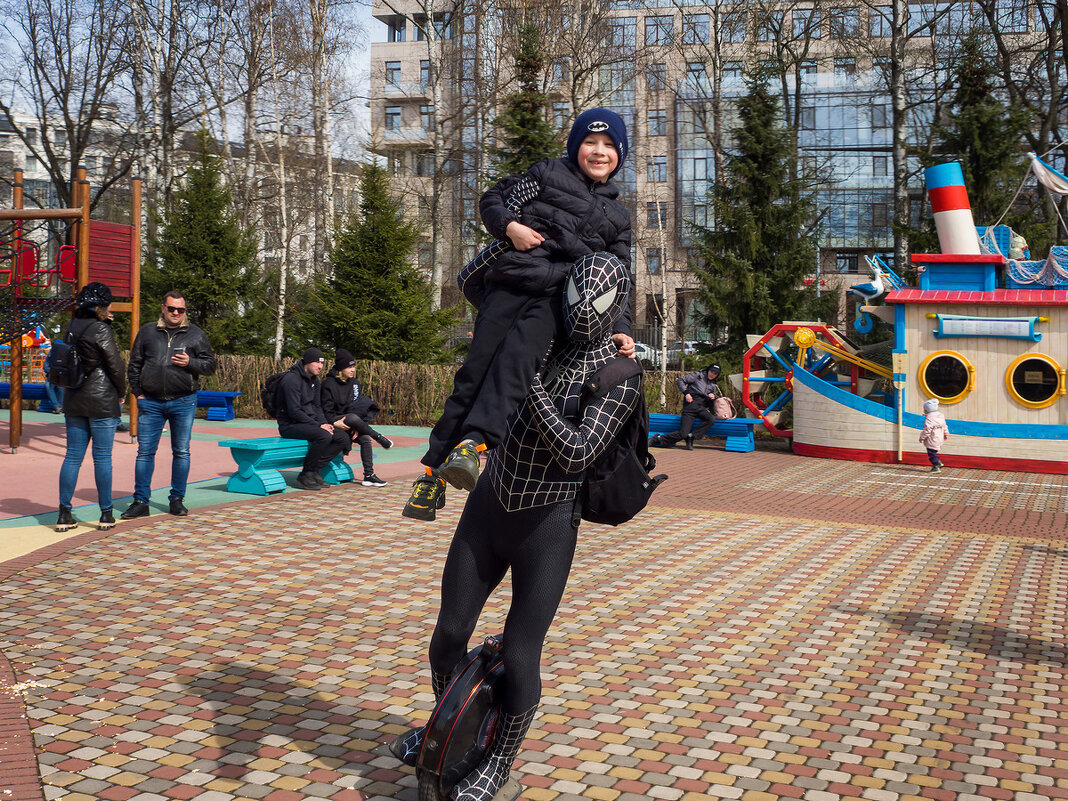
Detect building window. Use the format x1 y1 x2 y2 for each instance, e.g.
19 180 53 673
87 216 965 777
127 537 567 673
799 59 817 76
553 102 570 129
420 104 435 131
384 106 401 130
647 201 667 228
648 109 667 137
870 6 891 36
996 0 1028 32
873 202 890 227
834 57 855 81
607 16 636 48
755 17 774 41
387 154 402 175
414 152 434 177
420 60 431 88
685 61 708 94
682 13 708 44
723 61 743 80
645 15 673 46
723 11 746 42
919 351 973 404
647 248 661 274
647 63 667 91
385 15 405 42
648 155 668 182
1007 354 1062 408
552 58 570 84
385 61 401 86
799 105 815 129
872 103 890 128
873 156 888 177
829 7 859 37
836 253 859 273
794 7 821 38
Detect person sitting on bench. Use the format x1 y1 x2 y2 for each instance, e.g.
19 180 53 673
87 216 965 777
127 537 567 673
276 347 349 491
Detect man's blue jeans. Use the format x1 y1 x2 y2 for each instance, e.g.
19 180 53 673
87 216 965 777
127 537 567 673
134 394 196 502
60 415 119 510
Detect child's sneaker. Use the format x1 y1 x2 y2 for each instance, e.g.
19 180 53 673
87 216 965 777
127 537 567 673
930 464 942 473
403 470 447 521
362 473 388 487
438 439 486 492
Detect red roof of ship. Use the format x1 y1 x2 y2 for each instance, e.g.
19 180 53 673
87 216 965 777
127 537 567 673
886 288 1068 305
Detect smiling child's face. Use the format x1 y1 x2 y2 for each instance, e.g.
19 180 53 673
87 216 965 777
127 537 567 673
576 132 619 183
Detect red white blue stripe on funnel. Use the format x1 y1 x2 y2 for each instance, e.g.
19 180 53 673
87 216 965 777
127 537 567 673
925 162 980 255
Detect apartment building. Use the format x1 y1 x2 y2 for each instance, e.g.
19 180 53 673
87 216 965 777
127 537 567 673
369 1 1035 343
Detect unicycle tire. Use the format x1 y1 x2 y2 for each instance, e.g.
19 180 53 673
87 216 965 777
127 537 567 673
416 635 506 799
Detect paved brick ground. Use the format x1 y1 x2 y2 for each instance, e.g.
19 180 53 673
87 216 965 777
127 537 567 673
0 442 1066 801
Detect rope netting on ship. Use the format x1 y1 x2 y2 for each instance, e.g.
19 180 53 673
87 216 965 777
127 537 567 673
0 215 78 344
977 143 1068 288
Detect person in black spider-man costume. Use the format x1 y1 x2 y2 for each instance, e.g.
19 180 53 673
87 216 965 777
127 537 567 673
389 253 641 801
401 109 636 523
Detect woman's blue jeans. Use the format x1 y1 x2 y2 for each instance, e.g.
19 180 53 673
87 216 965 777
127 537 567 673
59 415 119 510
134 394 196 502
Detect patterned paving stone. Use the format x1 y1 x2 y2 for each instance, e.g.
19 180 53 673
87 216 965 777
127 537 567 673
0 473 1066 800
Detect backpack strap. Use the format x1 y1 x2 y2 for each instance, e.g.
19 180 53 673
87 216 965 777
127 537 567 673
583 356 643 401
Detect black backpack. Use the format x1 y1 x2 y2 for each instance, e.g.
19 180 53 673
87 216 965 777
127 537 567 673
48 326 88 389
261 372 287 418
578 356 668 526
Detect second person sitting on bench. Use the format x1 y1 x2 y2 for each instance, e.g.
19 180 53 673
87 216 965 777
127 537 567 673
319 348 393 488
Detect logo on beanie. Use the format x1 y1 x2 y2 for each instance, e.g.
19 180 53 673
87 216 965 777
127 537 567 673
587 120 609 132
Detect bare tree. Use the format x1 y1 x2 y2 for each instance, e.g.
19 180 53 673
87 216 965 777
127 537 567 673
0 0 135 208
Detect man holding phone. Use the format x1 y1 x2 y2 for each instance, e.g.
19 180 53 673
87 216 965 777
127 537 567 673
123 291 216 519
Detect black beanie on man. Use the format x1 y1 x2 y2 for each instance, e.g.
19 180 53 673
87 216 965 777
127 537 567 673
302 347 325 365
334 348 356 371
566 108 629 181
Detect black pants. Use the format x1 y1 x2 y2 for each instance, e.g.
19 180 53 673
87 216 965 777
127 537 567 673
342 414 378 473
422 286 560 468
429 477 577 715
278 422 349 473
660 405 716 446
926 448 942 467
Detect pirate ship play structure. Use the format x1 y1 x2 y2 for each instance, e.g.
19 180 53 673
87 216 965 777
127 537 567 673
734 160 1068 475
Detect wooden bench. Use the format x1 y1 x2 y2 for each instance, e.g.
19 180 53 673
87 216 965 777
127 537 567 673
196 390 242 421
217 436 354 495
648 412 763 453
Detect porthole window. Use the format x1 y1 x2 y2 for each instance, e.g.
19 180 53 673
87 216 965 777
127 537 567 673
1006 353 1064 409
919 351 974 404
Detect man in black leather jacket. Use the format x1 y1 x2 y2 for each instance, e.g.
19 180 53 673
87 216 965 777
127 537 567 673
122 291 216 519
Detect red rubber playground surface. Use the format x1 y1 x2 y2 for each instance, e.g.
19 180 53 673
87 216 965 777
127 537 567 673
1 409 1066 801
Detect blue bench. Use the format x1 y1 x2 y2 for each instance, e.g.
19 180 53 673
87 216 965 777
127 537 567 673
0 381 59 411
648 412 763 453
1 383 240 418
217 436 354 495
197 390 242 421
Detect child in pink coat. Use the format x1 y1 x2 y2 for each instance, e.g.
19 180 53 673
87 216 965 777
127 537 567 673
919 398 949 473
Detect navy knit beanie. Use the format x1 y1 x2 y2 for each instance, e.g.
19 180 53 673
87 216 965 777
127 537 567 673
567 108 628 181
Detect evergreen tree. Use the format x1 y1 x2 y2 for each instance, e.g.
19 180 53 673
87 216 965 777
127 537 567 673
689 77 834 359
487 23 562 180
913 34 1046 254
300 162 454 363
143 130 272 354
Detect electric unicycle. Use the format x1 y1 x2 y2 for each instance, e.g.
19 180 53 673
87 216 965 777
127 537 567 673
415 634 520 801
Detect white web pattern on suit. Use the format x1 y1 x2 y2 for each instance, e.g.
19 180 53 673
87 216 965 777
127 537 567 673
450 706 537 801
485 342 639 512
456 176 541 291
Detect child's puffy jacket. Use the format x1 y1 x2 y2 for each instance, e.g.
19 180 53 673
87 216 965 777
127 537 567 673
919 410 949 449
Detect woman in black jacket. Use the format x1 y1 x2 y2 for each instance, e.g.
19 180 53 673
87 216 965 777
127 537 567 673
56 282 127 532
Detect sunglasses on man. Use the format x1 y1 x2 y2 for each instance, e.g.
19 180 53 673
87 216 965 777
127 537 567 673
165 305 186 313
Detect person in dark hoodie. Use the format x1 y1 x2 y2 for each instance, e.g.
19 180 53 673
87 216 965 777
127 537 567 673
403 108 636 521
319 348 393 488
55 282 126 532
276 347 349 491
